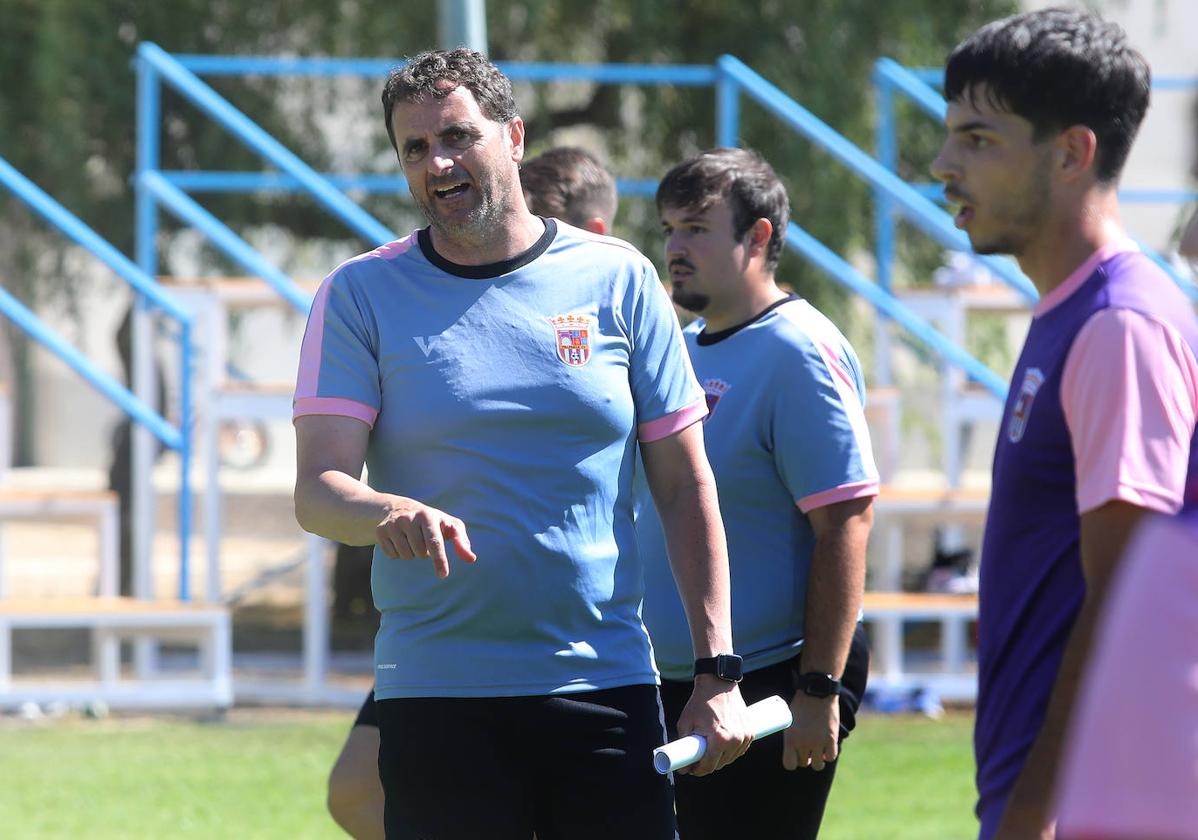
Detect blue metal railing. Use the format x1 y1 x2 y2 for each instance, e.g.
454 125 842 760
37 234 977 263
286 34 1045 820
135 46 1007 401
874 58 1198 303
784 224 1007 396
718 55 1038 308
0 155 196 600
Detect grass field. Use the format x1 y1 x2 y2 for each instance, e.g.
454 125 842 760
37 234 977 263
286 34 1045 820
0 708 977 839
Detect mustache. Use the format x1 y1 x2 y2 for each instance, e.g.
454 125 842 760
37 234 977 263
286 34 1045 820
944 188 973 206
668 258 695 272
427 171 471 190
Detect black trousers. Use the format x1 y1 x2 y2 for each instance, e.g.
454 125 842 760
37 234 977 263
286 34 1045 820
659 624 870 840
376 684 676 840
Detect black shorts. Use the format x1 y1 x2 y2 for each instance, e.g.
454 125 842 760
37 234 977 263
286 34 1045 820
354 688 378 728
659 623 870 840
376 684 676 840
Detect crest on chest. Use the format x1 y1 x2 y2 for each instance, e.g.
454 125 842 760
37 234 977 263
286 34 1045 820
547 314 594 367
1007 367 1045 443
702 378 732 420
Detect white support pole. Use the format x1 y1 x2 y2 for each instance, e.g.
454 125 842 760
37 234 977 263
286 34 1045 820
303 534 329 693
98 500 120 598
200 294 225 605
131 301 156 601
942 615 969 676
212 613 233 705
940 299 969 553
131 301 158 679
94 629 120 688
874 617 903 682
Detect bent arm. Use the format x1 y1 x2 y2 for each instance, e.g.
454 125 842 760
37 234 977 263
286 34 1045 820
294 414 391 544
294 414 475 577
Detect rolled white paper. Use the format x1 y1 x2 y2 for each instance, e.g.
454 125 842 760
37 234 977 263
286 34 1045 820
653 694 793 774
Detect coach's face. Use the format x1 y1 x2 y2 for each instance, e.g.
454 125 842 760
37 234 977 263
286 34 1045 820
931 84 1053 258
661 201 752 316
391 83 525 246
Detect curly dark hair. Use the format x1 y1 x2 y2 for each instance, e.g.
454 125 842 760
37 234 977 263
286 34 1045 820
381 48 518 152
656 147 790 272
945 7 1150 185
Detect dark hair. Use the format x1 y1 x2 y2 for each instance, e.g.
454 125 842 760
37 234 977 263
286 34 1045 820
944 7 1150 184
521 147 618 228
381 48 518 151
656 147 790 271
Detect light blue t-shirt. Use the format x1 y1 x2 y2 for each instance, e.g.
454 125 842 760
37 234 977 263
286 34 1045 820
637 296 879 680
294 219 706 698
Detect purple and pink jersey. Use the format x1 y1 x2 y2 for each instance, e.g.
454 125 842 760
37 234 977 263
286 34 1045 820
975 242 1198 838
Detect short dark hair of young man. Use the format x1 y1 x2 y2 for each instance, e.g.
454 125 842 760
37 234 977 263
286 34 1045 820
944 7 1150 184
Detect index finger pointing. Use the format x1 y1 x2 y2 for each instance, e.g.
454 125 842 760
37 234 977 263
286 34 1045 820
423 522 451 579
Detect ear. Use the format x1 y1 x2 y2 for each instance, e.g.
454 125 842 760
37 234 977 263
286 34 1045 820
508 116 526 164
1057 125 1098 182
583 218 609 236
746 218 773 257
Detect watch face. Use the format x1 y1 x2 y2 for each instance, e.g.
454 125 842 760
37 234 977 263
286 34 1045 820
800 673 838 697
716 655 743 681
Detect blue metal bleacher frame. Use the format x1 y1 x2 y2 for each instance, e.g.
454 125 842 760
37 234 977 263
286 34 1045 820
130 45 1016 702
6 44 1188 702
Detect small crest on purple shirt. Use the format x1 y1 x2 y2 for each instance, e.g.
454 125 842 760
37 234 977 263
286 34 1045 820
702 378 731 420
1007 367 1045 443
547 314 593 367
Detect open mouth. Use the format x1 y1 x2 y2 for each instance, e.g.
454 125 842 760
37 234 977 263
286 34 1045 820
432 182 470 200
953 204 974 229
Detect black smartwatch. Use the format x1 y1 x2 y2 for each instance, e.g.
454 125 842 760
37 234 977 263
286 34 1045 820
796 672 841 698
693 654 744 683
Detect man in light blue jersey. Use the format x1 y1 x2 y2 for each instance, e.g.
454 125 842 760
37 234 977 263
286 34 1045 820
324 145 621 840
639 148 877 840
294 49 749 840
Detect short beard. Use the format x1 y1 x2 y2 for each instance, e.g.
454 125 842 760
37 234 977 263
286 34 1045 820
671 287 710 314
414 169 510 247
970 151 1053 258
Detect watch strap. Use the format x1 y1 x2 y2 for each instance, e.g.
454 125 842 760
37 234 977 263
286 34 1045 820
693 654 744 683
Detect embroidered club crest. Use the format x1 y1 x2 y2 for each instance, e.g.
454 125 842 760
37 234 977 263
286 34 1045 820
547 314 593 367
1007 367 1044 443
702 378 731 420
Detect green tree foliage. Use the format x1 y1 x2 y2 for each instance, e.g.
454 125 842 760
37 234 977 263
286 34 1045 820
489 0 1017 318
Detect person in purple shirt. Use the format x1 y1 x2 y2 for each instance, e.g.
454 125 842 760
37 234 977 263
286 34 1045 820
1053 503 1198 840
931 9 1198 839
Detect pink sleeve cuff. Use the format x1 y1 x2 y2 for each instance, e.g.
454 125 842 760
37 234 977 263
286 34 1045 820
797 479 880 514
1077 482 1182 516
293 396 378 428
637 398 707 443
